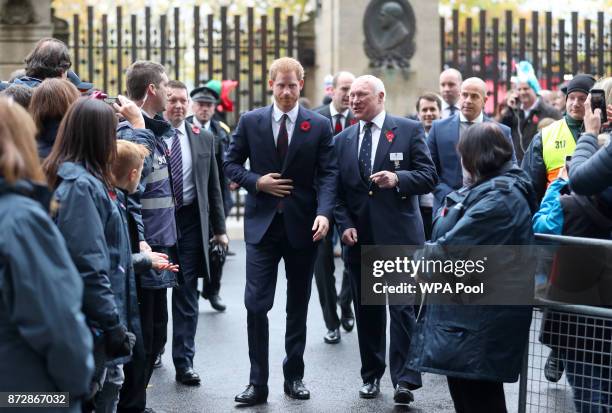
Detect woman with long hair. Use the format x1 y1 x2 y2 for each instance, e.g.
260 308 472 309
29 77 80 159
44 97 141 412
0 98 94 412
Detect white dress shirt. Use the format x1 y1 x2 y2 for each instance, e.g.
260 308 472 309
459 111 484 124
191 117 212 132
272 101 299 145
358 110 386 171
441 100 460 119
164 121 196 206
329 104 350 130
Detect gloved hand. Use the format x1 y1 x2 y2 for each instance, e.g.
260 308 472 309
104 324 136 358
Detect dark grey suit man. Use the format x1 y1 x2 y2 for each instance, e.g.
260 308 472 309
164 81 228 386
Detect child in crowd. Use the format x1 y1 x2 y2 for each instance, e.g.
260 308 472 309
112 140 178 275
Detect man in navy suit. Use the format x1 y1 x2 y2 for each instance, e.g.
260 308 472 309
427 77 515 213
224 57 337 406
334 75 437 404
313 70 356 345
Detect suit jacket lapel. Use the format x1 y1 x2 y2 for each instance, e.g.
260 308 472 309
282 106 309 173
345 110 356 128
260 105 281 170
184 122 204 184
372 114 397 173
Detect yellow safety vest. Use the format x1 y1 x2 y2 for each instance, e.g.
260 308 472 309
541 118 576 185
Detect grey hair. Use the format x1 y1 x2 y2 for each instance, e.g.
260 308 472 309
355 75 386 101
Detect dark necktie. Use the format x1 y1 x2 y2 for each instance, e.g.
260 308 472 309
358 122 373 181
449 106 457 116
169 129 183 209
277 114 289 163
334 114 344 134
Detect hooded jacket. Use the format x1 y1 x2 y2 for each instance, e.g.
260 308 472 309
408 166 536 382
52 162 142 365
0 178 94 411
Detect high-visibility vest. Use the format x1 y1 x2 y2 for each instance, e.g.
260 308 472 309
541 118 576 185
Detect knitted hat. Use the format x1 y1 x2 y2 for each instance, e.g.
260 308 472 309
566 74 596 96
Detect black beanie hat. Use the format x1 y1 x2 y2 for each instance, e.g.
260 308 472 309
566 74 596 95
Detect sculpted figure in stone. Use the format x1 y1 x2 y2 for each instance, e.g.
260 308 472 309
376 2 410 52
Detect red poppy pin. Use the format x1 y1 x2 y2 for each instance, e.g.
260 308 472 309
108 189 117 201
300 120 311 132
532 115 540 124
385 130 395 142
349 118 358 126
191 125 201 135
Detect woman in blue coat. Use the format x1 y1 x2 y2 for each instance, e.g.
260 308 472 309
0 98 94 412
43 98 142 412
409 123 536 413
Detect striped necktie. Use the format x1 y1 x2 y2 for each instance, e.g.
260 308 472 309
169 129 183 209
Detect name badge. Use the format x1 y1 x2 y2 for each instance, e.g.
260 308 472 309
390 152 403 161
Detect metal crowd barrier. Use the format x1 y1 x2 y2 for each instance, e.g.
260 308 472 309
518 234 612 413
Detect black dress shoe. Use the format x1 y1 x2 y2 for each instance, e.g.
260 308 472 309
324 328 341 344
393 383 415 404
175 367 201 386
235 384 268 406
284 379 310 400
341 314 354 332
209 294 226 312
153 353 162 369
359 378 380 399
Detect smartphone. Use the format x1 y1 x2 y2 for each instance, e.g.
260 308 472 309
591 89 607 123
103 96 121 106
565 155 572 174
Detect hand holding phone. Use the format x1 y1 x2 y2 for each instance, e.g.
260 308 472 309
590 89 608 123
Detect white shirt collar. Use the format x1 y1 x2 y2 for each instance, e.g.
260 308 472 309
359 110 386 131
273 101 300 124
169 121 186 136
329 103 350 118
459 111 484 123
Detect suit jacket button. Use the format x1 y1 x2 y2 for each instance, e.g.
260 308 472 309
368 191 373 196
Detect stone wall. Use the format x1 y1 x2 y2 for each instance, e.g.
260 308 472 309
0 0 53 79
310 0 439 116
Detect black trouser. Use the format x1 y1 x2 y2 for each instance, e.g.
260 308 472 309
314 232 352 330
314 233 339 330
245 214 316 385
118 287 167 413
172 203 205 371
419 205 433 242
346 247 422 389
446 377 507 413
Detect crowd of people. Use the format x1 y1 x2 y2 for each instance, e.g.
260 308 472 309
1 36 612 413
